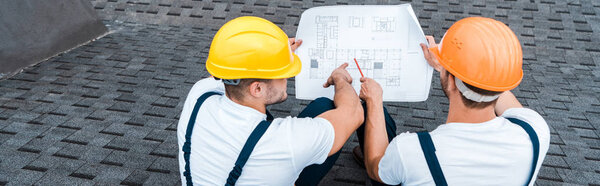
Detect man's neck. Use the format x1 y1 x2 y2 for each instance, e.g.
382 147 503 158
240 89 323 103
226 94 267 114
446 99 497 124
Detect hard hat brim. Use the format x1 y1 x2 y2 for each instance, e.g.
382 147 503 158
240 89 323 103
278 53 302 79
207 52 302 80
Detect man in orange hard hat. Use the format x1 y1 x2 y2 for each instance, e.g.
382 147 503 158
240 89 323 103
177 16 364 185
355 17 550 185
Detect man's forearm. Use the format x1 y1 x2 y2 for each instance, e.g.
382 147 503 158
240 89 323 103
321 77 364 156
364 99 388 181
332 78 360 110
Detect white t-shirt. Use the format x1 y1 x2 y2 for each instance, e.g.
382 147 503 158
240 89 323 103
379 108 550 186
177 78 335 186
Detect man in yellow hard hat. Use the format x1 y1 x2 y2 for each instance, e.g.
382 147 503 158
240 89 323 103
177 16 364 185
355 17 550 185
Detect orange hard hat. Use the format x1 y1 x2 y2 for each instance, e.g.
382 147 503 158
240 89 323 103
429 17 523 92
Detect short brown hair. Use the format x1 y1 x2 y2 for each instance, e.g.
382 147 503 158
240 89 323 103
218 78 271 101
459 81 502 109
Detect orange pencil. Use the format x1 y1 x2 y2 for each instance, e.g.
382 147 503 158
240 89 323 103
353 58 364 78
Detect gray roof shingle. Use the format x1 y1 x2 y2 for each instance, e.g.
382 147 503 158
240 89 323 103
1 0 599 185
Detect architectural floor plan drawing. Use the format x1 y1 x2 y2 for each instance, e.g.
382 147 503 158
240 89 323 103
372 17 396 32
295 4 433 102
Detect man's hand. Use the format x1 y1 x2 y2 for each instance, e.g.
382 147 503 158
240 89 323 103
420 35 443 72
324 63 352 88
359 77 383 103
289 38 303 52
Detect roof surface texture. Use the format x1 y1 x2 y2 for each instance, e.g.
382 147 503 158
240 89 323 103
1 0 599 185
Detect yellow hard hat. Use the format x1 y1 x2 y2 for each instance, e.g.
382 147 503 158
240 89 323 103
429 17 523 92
206 16 302 80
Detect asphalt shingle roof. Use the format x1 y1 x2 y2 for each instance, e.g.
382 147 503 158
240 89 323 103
1 0 599 185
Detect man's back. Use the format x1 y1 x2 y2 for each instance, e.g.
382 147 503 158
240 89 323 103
378 108 550 185
176 78 335 185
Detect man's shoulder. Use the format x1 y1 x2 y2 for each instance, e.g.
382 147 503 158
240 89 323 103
182 78 225 106
501 107 549 139
178 78 225 134
267 116 335 147
189 77 225 95
389 132 422 152
502 107 544 121
268 116 335 167
272 116 333 131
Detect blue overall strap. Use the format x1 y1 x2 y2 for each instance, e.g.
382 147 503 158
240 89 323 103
225 120 272 186
183 91 222 186
417 131 448 186
506 117 540 186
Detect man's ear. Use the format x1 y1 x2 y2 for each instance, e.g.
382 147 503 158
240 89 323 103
247 81 264 98
447 72 457 91
445 72 462 99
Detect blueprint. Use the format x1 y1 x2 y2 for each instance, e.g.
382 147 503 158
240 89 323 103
294 4 433 102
